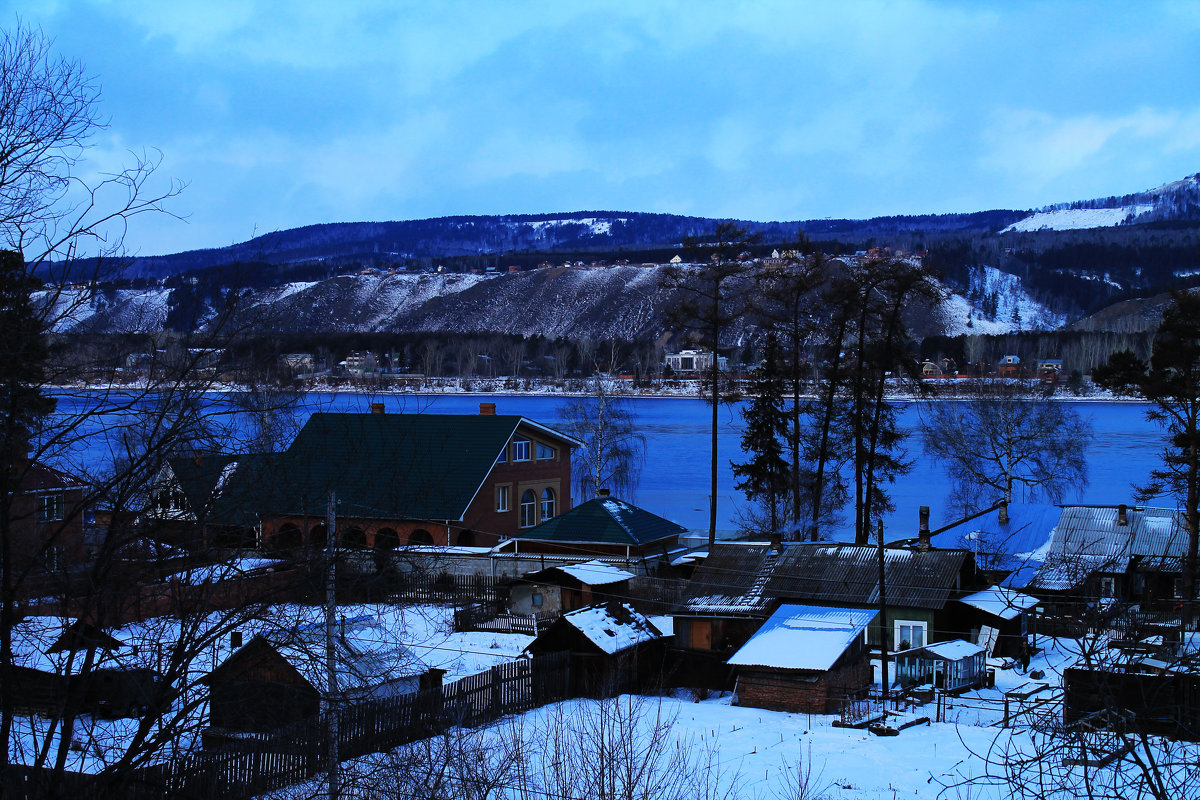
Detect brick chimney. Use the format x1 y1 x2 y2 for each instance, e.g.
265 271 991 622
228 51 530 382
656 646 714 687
1118 504 1128 526
998 500 1009 525
597 487 610 498
370 402 385 414
918 506 931 552
479 402 496 415
769 532 783 553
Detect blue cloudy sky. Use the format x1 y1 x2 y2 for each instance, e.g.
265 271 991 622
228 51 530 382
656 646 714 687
16 0 1200 256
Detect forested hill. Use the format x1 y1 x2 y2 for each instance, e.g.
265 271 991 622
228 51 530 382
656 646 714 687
113 209 1024 280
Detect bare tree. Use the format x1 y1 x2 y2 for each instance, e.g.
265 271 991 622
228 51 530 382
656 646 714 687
557 374 646 502
919 380 1091 512
660 222 760 546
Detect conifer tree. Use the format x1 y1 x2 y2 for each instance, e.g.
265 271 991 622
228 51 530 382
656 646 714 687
732 333 790 534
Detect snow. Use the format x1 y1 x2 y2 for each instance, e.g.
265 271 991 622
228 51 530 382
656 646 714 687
913 639 986 660
727 604 876 671
554 559 635 586
939 265 1065 337
558 603 661 655
167 557 285 585
958 587 1039 621
525 217 626 236
1001 204 1154 232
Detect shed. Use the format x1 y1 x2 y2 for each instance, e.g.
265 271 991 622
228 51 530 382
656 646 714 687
728 604 876 715
894 639 986 693
956 586 1039 657
512 559 635 615
204 615 430 733
524 602 663 697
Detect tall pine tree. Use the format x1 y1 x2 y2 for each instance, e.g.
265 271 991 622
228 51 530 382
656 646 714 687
732 333 791 534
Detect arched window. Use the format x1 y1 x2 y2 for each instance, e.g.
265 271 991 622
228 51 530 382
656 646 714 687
342 528 367 548
409 528 434 546
273 524 303 551
520 490 537 528
310 524 328 549
374 528 400 551
540 488 556 521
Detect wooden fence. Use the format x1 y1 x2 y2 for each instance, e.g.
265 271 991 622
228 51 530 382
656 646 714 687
384 572 502 605
454 602 555 635
3 651 570 800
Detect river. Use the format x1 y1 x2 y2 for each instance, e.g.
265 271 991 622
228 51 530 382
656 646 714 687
52 391 1168 542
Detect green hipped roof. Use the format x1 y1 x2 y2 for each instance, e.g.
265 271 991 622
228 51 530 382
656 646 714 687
259 413 572 522
514 497 685 547
167 454 239 513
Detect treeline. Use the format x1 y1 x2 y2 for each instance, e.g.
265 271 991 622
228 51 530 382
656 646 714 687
919 329 1156 376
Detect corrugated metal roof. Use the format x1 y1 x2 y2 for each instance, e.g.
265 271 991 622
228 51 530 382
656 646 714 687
1027 505 1187 591
765 544 970 610
926 503 1061 574
678 544 775 615
680 542 973 614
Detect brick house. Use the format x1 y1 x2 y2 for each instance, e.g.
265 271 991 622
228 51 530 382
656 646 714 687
254 403 578 551
8 460 89 576
728 604 877 715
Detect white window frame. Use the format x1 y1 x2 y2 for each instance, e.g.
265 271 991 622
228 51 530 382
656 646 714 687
540 488 556 521
512 437 531 462
894 620 927 651
38 493 64 522
520 490 537 528
496 485 510 513
536 442 556 460
1100 576 1116 598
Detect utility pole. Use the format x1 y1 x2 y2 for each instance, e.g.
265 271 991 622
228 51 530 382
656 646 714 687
876 518 889 717
325 491 339 799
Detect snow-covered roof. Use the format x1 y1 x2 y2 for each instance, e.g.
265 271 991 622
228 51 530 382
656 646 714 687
551 560 634 586
558 603 661 655
907 640 986 661
264 615 427 691
166 558 285 585
727 604 876 671
958 587 1038 621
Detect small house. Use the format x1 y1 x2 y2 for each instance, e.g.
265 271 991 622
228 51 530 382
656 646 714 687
496 493 686 577
728 604 876 715
525 602 664 697
511 559 635 616
955 586 1039 657
204 615 431 734
894 640 987 693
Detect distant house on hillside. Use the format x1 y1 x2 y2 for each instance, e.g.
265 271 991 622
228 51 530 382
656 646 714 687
665 349 726 375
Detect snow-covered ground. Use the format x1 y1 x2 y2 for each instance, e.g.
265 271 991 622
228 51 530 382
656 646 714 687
272 636 1105 800
1001 204 1153 232
940 265 1065 336
6 603 532 774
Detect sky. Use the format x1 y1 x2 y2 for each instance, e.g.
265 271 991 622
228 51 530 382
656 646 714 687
13 0 1200 257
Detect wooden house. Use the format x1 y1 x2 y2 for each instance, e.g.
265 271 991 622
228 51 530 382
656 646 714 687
954 586 1039 657
510 560 635 616
676 541 983 657
524 602 664 697
495 493 686 577
727 604 876 715
203 615 431 734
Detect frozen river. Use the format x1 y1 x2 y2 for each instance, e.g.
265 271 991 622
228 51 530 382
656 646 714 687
54 391 1167 541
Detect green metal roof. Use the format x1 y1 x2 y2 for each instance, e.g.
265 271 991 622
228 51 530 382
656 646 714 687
514 497 685 546
265 412 569 522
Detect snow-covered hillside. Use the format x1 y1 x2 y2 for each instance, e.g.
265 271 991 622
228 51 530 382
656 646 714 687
34 287 170 334
938 265 1064 335
1000 204 1153 233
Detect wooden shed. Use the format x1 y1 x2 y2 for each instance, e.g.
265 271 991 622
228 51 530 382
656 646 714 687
511 559 635 616
204 615 430 733
525 602 664 697
955 586 1038 657
894 639 987 692
728 604 877 715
